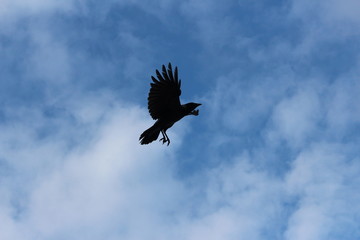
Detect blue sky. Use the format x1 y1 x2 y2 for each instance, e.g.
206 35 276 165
1 0 360 239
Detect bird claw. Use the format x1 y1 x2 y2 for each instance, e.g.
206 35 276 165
159 137 170 145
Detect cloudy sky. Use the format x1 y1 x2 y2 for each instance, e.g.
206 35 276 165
1 0 360 239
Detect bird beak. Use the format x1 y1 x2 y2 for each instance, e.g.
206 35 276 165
190 103 201 116
191 110 199 116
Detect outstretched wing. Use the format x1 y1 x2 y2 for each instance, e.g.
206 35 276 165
148 63 182 120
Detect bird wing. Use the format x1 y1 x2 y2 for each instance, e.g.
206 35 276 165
148 63 182 120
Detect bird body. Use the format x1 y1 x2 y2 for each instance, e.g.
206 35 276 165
139 63 201 145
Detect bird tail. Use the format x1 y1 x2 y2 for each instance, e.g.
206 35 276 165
139 124 160 145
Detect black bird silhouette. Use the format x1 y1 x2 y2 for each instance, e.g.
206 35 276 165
139 63 201 145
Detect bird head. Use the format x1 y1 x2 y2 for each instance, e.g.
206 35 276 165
184 102 201 116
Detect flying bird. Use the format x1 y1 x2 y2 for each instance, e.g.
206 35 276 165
139 63 201 146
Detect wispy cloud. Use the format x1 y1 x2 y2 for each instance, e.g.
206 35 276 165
285 143 360 240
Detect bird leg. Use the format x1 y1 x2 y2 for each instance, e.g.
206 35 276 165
159 130 166 143
159 130 170 145
164 131 170 146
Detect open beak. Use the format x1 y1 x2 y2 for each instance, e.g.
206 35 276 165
190 103 201 116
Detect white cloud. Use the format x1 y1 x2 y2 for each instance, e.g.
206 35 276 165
180 0 241 53
0 96 186 239
291 0 360 26
205 68 296 136
1 84 359 240
28 30 71 84
268 86 321 147
285 143 360 240
325 78 360 136
177 155 285 239
0 0 73 20
289 0 360 56
1 0 360 239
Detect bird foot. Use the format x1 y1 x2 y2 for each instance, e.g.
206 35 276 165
159 137 170 146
